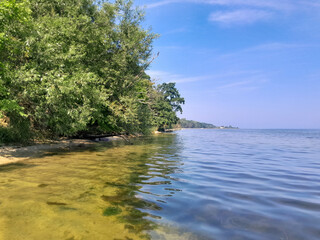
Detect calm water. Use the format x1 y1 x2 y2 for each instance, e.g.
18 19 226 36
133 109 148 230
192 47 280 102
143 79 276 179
1 129 320 240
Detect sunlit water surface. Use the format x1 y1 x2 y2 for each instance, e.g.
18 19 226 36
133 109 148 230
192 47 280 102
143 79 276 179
1 129 320 240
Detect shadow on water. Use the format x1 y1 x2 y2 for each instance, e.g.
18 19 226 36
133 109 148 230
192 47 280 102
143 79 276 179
100 134 184 240
0 162 37 172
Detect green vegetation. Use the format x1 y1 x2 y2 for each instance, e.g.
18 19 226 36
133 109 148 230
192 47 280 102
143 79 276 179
177 119 217 128
0 0 184 143
103 206 122 216
176 118 238 129
153 83 185 131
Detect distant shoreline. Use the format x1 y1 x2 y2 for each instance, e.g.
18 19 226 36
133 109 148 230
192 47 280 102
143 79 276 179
176 118 238 129
169 127 239 130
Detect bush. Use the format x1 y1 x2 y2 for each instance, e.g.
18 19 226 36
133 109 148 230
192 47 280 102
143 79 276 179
0 117 31 144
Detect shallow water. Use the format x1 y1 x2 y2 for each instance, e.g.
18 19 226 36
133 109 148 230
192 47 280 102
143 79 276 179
1 129 320 240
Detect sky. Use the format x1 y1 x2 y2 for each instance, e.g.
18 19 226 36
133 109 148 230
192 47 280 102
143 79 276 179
134 0 320 129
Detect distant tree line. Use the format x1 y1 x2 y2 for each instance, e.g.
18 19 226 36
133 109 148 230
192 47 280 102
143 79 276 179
0 0 184 143
176 119 238 129
177 119 216 128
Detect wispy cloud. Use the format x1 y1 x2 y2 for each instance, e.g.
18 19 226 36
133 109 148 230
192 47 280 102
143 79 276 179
146 69 268 88
146 70 212 83
211 73 268 93
245 42 311 51
145 0 309 11
299 0 320 8
220 42 316 58
143 0 320 25
209 9 272 25
145 0 178 9
217 80 254 89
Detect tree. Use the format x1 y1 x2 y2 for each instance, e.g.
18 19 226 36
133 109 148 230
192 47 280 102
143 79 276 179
0 0 184 142
0 0 32 142
0 0 30 118
153 83 185 131
12 0 158 136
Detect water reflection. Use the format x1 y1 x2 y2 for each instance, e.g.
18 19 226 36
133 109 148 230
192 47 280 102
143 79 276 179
3 130 319 239
99 135 184 239
0 134 184 240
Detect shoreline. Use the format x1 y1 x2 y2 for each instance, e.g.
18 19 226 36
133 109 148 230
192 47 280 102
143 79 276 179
0 131 177 166
0 136 127 166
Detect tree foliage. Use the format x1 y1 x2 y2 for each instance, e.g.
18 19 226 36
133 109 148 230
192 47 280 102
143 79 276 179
152 83 185 131
0 0 30 117
0 0 184 143
177 119 216 128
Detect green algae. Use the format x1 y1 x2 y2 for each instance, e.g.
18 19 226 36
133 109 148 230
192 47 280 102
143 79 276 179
103 206 122 216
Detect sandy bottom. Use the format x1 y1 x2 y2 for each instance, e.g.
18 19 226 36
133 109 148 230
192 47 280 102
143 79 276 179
0 137 123 166
0 136 198 240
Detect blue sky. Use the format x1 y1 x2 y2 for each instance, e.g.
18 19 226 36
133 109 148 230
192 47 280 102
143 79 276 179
134 0 320 128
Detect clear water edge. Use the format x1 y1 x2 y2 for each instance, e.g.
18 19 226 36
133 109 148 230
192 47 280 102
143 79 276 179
0 129 320 240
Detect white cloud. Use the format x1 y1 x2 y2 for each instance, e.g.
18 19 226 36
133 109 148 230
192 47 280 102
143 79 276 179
299 0 320 8
146 70 211 83
245 42 310 51
220 42 316 58
147 69 269 94
196 0 292 11
209 9 272 25
145 0 177 9
146 70 179 82
217 79 254 89
146 69 267 87
145 0 308 11
210 73 268 94
217 77 267 89
143 0 320 25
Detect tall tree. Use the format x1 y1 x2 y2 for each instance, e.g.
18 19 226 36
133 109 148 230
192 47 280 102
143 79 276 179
0 0 184 142
153 82 185 131
14 0 157 136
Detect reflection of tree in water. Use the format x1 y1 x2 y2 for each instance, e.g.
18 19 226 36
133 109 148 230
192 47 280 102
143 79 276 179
102 135 183 239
